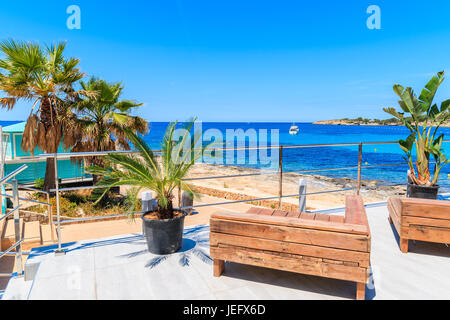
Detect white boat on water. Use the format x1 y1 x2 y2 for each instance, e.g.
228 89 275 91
289 123 299 135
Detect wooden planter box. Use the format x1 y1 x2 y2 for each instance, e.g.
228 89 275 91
210 195 371 300
388 197 450 253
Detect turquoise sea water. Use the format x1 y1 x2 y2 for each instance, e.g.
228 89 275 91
2 121 450 188
143 122 450 188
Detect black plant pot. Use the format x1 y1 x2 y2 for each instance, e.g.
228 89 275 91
407 183 439 200
141 209 187 255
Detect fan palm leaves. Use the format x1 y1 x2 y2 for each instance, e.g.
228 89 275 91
68 77 148 181
0 39 89 190
383 71 450 186
89 119 211 219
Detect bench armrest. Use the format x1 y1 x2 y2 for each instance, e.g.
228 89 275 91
345 195 370 231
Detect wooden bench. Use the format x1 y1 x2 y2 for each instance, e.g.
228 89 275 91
388 197 450 253
210 195 371 300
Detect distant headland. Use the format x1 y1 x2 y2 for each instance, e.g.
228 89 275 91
313 117 450 127
313 117 401 126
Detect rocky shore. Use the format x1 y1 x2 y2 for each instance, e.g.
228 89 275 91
185 162 406 210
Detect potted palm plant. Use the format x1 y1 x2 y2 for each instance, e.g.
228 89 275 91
90 120 208 254
384 71 450 199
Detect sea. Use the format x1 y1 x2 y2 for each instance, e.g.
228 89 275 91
3 120 450 188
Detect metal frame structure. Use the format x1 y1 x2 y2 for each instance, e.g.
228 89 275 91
0 165 28 278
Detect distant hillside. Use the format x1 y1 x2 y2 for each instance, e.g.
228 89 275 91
313 117 450 127
313 117 401 126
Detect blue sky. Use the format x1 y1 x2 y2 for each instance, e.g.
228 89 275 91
2 0 450 122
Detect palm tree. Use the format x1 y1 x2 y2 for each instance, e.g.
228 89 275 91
89 120 208 220
0 39 88 191
69 77 149 183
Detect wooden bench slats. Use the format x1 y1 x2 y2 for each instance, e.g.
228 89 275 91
212 211 369 235
389 197 403 216
246 207 274 216
247 208 340 222
246 207 350 226
212 195 371 300
388 197 450 252
247 208 291 217
329 215 345 223
387 200 403 237
272 210 289 217
322 258 343 265
210 232 371 267
259 209 275 216
300 212 316 220
403 216 450 229
403 225 450 243
403 202 450 220
210 218 370 252
246 207 262 214
345 196 370 229
314 213 331 222
210 245 368 283
286 211 301 218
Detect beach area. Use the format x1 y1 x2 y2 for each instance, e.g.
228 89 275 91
183 162 406 211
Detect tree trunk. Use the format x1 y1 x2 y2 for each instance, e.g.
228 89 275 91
44 158 56 192
157 200 174 220
92 174 101 185
39 97 61 193
91 156 104 186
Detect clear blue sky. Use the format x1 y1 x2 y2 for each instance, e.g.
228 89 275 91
2 0 450 122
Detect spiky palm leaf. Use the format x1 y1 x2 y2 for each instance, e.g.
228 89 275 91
88 119 211 219
68 77 148 180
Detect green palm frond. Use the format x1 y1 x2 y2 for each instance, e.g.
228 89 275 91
69 77 148 167
88 120 211 220
384 71 450 186
115 100 143 112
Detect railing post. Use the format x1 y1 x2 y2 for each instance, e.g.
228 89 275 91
298 179 307 213
278 145 283 209
141 191 154 213
11 179 23 277
181 191 194 215
142 191 153 236
357 143 362 195
47 192 54 242
54 153 65 256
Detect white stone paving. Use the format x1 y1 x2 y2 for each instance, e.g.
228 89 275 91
3 204 450 300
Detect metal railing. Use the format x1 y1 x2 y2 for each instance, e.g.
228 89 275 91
17 185 54 242
0 164 28 278
21 139 450 255
0 185 54 242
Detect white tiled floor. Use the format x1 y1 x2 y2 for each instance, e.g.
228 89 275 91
3 205 450 300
